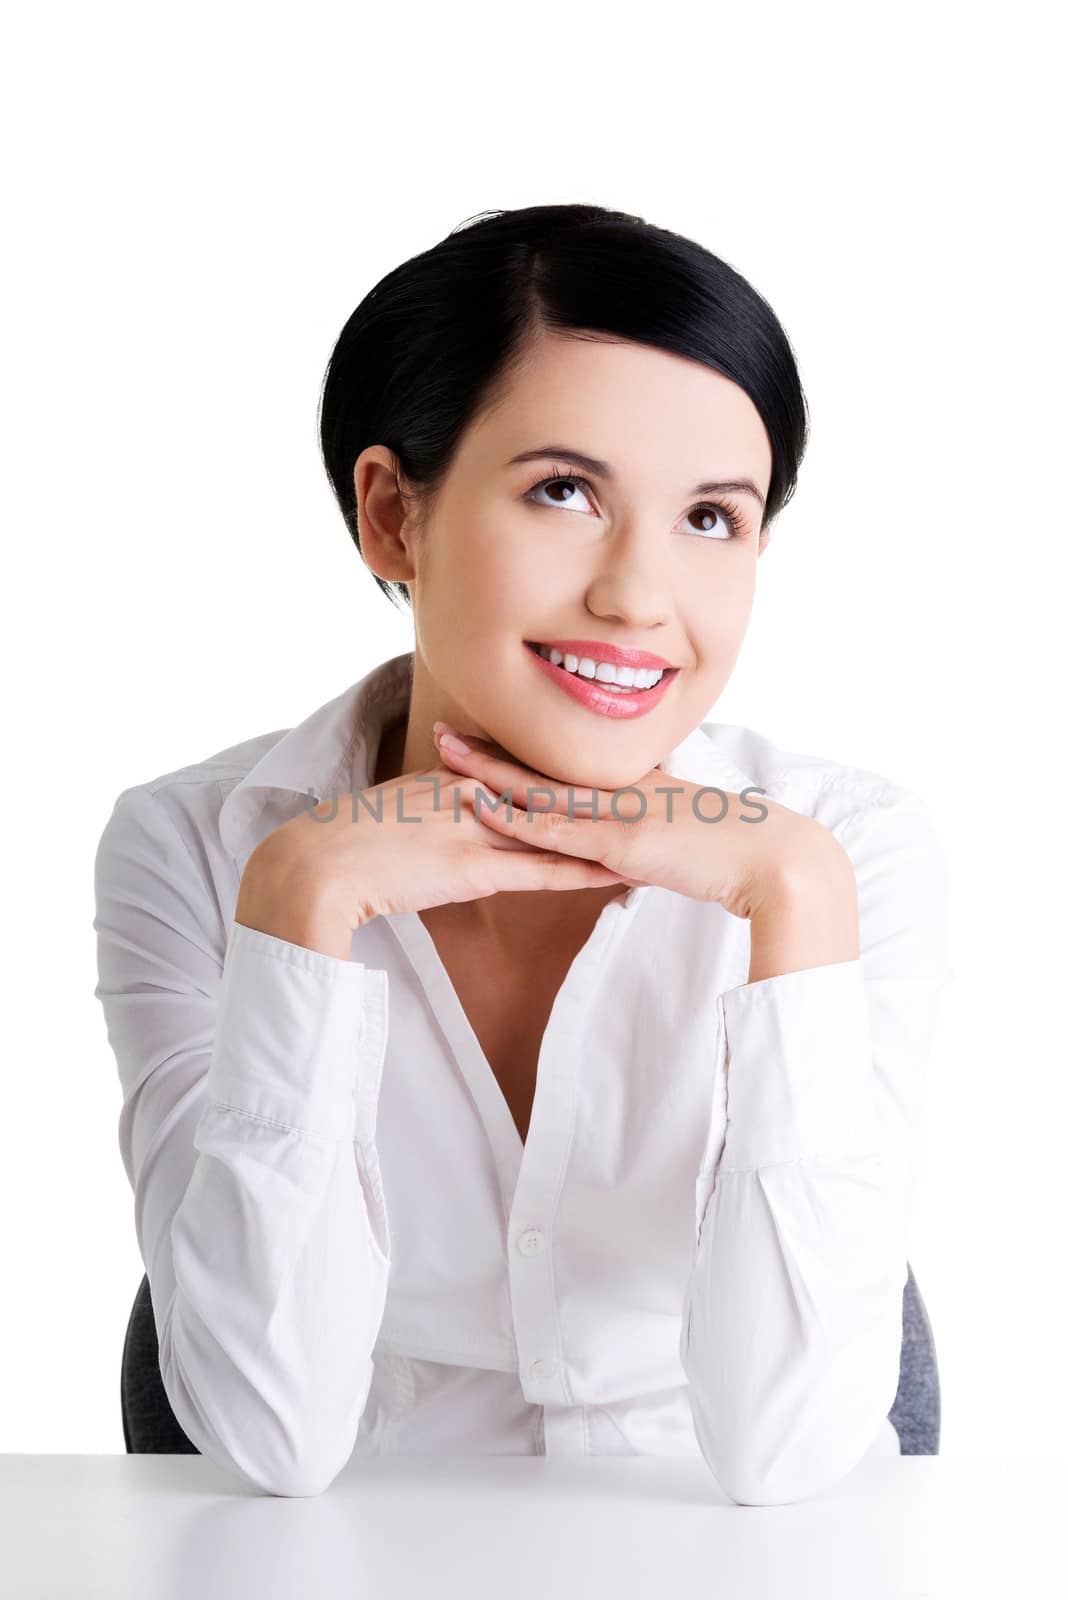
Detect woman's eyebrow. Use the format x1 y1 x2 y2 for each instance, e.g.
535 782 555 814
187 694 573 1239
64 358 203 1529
507 444 766 509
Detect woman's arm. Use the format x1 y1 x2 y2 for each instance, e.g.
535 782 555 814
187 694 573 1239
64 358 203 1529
681 789 951 1505
93 784 392 1497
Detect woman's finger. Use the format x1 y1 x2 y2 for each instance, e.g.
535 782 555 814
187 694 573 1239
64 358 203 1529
490 851 632 892
474 791 617 864
436 727 611 818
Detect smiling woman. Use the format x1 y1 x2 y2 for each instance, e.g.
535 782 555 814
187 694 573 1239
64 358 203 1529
94 203 950 1503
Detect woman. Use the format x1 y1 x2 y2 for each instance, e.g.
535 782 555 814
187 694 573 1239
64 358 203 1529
93 202 951 1503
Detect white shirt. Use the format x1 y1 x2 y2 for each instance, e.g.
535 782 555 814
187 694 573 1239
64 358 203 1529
93 649 952 1501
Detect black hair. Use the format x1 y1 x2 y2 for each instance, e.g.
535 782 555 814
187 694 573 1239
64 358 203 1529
318 202 809 612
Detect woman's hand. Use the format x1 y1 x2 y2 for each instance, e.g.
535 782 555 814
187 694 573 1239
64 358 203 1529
234 751 636 958
431 719 853 926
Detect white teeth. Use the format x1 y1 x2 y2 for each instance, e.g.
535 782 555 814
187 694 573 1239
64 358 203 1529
535 644 665 690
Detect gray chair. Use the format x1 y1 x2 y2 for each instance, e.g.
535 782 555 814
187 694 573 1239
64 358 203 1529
122 1262 940 1456
120 1274 198 1454
889 1261 942 1453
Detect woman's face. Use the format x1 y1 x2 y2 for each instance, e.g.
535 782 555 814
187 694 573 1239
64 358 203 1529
363 329 773 792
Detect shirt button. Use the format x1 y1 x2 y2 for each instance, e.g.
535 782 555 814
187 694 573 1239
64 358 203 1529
529 1358 557 1381
517 1228 546 1256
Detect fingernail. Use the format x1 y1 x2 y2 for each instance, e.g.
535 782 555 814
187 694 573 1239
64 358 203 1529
440 732 471 755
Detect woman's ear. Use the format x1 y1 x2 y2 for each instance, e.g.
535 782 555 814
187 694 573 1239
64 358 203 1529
353 445 419 584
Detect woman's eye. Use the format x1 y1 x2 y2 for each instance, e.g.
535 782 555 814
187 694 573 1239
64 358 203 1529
685 506 734 540
527 477 595 514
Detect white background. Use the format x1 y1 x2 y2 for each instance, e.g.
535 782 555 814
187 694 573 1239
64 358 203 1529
2 1 1064 1462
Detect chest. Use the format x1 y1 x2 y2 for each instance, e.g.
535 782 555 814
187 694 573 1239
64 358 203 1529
417 906 608 1146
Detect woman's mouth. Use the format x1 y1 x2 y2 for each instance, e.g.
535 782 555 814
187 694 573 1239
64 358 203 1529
523 641 680 720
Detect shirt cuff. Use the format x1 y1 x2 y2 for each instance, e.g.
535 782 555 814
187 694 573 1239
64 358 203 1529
719 957 880 1171
205 920 389 1145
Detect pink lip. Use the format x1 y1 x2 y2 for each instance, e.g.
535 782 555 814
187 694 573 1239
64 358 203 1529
524 642 679 721
526 638 678 671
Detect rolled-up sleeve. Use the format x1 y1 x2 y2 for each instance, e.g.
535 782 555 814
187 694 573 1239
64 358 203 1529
94 784 392 1497
682 789 951 1506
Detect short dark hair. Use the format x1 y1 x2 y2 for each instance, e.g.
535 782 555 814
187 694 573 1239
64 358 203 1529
318 202 809 612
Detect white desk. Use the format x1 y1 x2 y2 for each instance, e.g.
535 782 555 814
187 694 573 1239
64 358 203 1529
1 1453 1064 1598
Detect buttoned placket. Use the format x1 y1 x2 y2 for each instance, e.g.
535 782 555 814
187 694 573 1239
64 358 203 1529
384 887 649 1454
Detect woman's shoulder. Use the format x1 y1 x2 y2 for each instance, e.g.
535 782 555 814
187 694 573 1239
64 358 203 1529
700 718 936 836
97 721 293 865
104 671 379 864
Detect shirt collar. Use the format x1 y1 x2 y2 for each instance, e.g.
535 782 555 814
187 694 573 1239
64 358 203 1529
218 649 759 877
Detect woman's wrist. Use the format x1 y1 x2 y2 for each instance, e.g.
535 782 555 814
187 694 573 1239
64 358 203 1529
746 831 859 985
235 848 366 960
